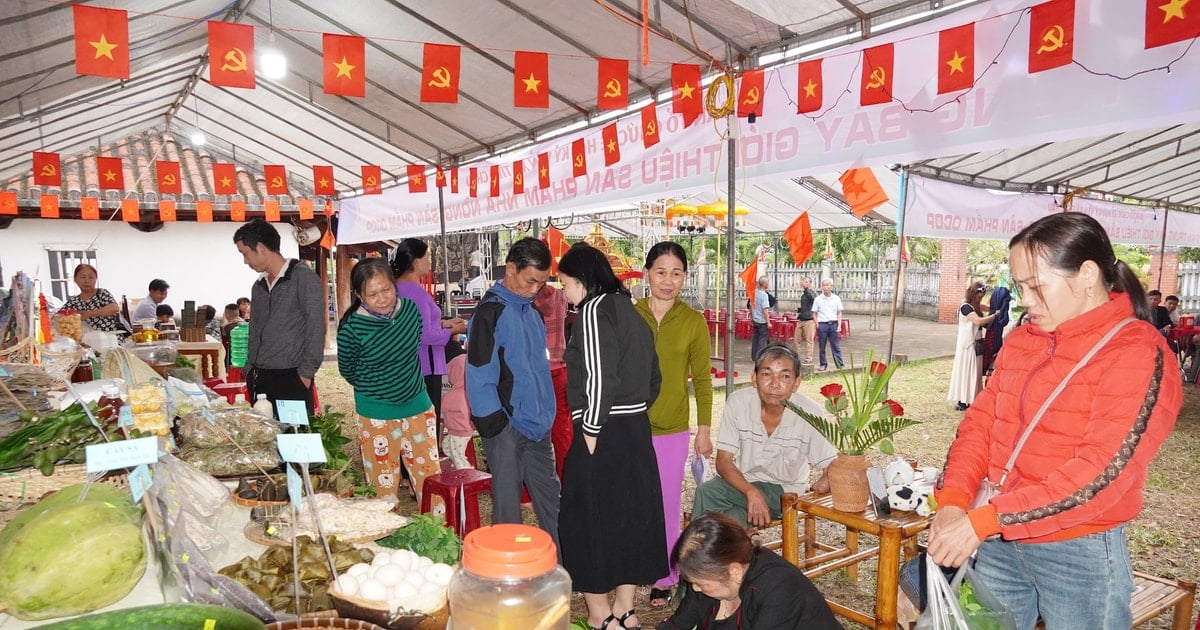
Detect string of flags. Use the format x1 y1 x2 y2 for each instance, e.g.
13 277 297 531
20 0 1197 211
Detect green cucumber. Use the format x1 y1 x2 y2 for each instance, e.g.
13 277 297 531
35 603 266 629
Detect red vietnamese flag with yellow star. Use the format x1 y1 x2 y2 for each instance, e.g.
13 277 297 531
421 43 461 103
671 64 702 127
641 104 660 148
1146 0 1200 48
449 167 459 193
155 161 182 195
73 6 129 79
537 153 550 189
213 163 238 195
0 192 17 216
739 259 758 307
514 51 550 108
469 168 478 197
939 23 975 94
597 58 629 111
839 168 889 218
159 200 177 222
195 200 214 223
737 69 764 118
40 194 60 219
797 59 823 114
96 157 124 190
860 44 894 106
298 198 314 220
312 165 336 196
512 161 524 195
571 139 587 178
80 197 100 220
33 152 61 187
362 165 383 195
436 166 446 188
407 165 426 193
121 199 140 223
1029 0 1074 73
324 34 366 97
207 21 256 89
783 212 814 266
264 166 289 196
229 200 246 222
602 124 620 166
489 165 501 197
264 200 281 222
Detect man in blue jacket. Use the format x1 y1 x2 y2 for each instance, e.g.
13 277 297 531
466 238 559 547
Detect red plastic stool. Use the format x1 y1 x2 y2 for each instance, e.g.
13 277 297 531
212 382 247 404
420 468 493 537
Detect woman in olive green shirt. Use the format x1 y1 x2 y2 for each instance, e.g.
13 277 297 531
634 242 714 607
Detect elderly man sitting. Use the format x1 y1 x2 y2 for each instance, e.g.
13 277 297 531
692 344 837 528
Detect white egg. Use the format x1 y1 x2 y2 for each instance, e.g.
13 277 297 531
424 563 454 586
346 563 370 577
373 563 407 587
390 549 416 570
333 575 359 597
358 578 388 602
392 581 418 599
404 570 426 587
371 551 392 566
418 580 442 593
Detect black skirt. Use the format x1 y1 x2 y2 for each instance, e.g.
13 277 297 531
559 412 669 593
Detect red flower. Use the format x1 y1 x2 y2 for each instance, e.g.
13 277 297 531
884 399 904 417
820 383 845 400
869 361 887 377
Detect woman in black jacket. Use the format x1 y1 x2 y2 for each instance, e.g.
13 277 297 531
657 513 842 630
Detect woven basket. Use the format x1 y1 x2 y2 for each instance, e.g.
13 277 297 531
37 347 85 383
267 615 388 630
0 337 34 364
0 464 130 525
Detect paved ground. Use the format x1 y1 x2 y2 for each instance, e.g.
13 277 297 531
710 314 958 386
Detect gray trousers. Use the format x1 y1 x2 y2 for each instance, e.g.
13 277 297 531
481 422 561 552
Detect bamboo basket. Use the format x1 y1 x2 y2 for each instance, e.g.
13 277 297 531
0 337 34 365
0 464 130 525
267 614 388 630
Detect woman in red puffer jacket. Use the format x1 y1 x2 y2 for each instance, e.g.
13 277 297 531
929 212 1182 630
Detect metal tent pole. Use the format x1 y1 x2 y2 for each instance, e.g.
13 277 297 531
725 129 737 393
886 166 909 364
437 172 452 315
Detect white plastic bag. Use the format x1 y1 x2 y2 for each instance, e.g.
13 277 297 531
916 553 1017 630
690 451 711 485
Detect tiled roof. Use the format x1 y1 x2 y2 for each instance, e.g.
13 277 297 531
2 130 327 217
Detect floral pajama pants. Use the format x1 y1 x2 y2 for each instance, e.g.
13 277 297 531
358 407 445 516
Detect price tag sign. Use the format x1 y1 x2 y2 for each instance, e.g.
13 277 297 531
117 406 133 428
128 464 152 502
276 399 309 426
286 466 303 510
86 436 159 473
0 365 10 377
276 433 326 463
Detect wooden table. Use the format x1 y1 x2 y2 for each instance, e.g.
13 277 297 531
781 492 930 630
177 341 225 380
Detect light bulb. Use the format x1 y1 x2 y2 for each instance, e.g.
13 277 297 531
190 132 206 146
260 48 287 80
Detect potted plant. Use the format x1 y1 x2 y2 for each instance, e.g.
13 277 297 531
784 352 920 511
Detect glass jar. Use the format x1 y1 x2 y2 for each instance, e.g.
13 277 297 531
448 524 570 630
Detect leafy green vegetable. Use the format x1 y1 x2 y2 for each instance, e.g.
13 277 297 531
957 581 1011 630
376 514 462 565
0 403 120 475
309 405 359 487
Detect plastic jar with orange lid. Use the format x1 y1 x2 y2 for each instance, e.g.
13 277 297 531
447 524 570 630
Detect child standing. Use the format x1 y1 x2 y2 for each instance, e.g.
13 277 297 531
441 353 474 470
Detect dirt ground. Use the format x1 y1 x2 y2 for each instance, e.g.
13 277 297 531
315 357 1200 629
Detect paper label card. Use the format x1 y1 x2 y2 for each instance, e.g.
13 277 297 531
276 433 326 463
118 405 134 428
86 436 159 473
276 399 309 425
128 464 152 502
286 466 303 510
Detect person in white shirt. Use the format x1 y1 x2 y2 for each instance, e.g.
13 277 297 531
131 278 169 322
813 278 844 371
691 344 836 527
750 277 773 361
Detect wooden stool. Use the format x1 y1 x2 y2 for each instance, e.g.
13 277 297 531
420 468 493 537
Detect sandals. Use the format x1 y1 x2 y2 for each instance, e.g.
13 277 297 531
649 587 672 608
589 615 616 630
617 610 642 630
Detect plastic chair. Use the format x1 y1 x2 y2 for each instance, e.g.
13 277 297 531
420 468 493 537
839 319 850 339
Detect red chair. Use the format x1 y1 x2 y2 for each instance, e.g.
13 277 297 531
420 468 493 537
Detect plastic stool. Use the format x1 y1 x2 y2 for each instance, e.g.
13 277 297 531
212 382 247 404
420 468 493 537
839 318 851 339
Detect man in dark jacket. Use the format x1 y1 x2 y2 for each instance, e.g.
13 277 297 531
466 238 560 547
792 276 817 365
233 219 326 417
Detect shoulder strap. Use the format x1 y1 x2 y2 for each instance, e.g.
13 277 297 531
998 317 1138 484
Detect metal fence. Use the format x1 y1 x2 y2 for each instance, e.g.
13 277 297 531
1177 262 1200 313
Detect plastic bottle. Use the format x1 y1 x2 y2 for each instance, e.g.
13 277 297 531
97 383 124 425
447 524 570 629
253 393 274 418
233 393 248 406
229 322 250 368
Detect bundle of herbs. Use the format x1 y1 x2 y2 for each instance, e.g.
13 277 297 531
0 403 122 475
